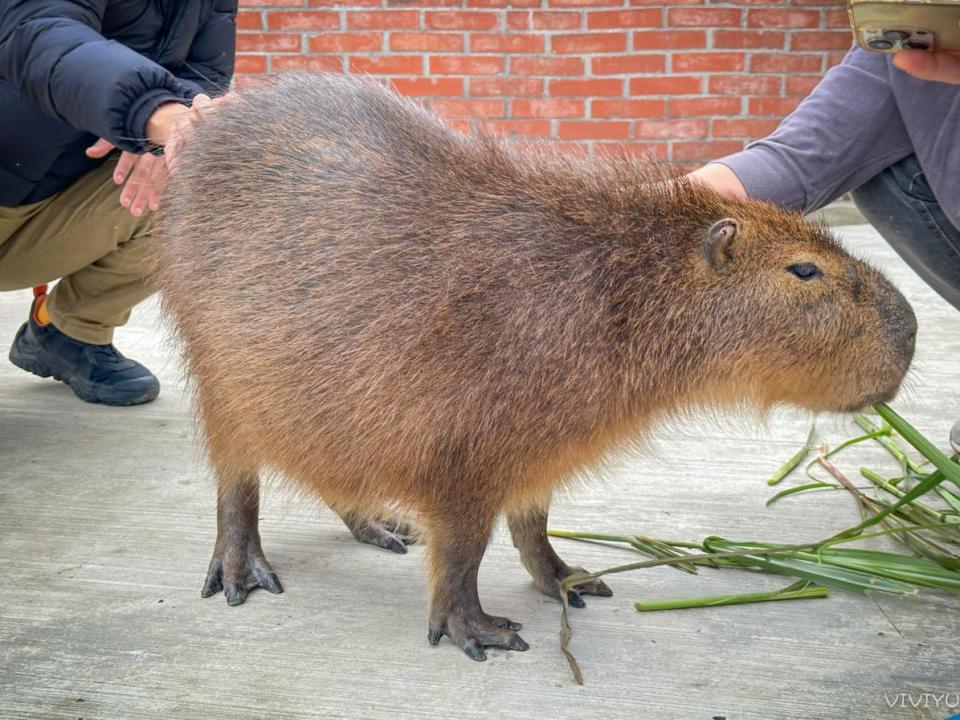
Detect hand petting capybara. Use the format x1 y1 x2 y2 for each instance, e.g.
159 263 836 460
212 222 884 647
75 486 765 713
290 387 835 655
153 73 915 662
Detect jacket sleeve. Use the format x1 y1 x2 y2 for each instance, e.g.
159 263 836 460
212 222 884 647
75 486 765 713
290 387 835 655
0 0 196 152
713 46 915 213
172 0 238 97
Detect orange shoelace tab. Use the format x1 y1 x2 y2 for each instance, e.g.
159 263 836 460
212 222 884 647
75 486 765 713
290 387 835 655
32 285 49 326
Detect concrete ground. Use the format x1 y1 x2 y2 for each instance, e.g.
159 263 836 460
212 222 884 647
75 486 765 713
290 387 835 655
0 221 957 720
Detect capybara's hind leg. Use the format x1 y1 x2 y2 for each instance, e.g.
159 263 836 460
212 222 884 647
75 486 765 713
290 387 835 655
201 472 282 605
507 506 612 609
425 505 529 661
328 502 417 554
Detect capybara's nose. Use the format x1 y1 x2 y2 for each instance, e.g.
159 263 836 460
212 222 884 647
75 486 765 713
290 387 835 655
888 295 917 361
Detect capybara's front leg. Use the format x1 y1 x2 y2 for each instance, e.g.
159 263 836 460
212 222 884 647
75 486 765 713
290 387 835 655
508 506 612 608
201 472 282 605
425 507 529 661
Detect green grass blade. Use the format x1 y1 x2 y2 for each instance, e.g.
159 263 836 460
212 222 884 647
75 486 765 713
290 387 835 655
873 404 960 490
768 426 816 486
635 584 828 612
766 481 839 506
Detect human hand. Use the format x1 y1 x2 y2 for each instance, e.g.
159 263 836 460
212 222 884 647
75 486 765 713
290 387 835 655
146 93 220 169
686 163 748 200
86 138 168 217
893 49 960 84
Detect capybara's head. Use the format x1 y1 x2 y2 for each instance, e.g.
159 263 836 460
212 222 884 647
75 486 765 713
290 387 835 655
680 191 916 414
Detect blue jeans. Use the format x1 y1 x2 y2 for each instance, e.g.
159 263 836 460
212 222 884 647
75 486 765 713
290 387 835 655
850 154 960 312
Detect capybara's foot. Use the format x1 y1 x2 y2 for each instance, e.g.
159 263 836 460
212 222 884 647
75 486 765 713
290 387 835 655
507 508 613 608
428 607 529 662
201 541 283 605
335 508 417 554
557 565 613 609
202 474 282 605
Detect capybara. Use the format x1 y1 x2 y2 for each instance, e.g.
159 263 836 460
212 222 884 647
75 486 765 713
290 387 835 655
154 73 916 662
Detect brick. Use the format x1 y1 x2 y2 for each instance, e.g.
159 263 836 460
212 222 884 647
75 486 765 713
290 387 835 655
633 30 706 49
713 30 786 49
826 51 847 68
308 33 382 52
629 76 701 95
470 77 544 96
549 78 623 96
470 33 545 53
346 11 419 30
668 96 741 116
308 0 377 5
430 99 505 117
592 54 665 74
708 74 781 95
445 119 473 134
591 98 664 118
750 53 822 73
785 75 822 95
511 98 585 118
481 119 552 137
791 30 854 50
510 56 584 75
390 77 464 96
671 140 744 161
390 32 463 52
587 9 662 29
558 121 630 140
634 119 707 139
553 32 627 53
236 11 262 30
507 11 581 30
712 118 781 138
242 0 299 6
236 33 300 53
668 8 741 26
467 0 539 7
271 55 343 72
826 9 849 28
672 52 744 72
349 56 423 74
386 0 459 5
549 0 621 6
749 96 803 116
425 11 498 30
265 10 338 30
235 55 266 73
747 9 820 28
596 142 667 161
430 55 505 74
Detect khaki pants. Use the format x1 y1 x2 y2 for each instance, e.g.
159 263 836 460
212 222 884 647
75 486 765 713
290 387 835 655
0 157 154 345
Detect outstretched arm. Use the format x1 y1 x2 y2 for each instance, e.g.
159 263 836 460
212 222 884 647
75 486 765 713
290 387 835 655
0 0 198 152
692 46 914 211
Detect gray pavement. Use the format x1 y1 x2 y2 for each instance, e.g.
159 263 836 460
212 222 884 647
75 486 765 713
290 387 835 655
1 222 957 720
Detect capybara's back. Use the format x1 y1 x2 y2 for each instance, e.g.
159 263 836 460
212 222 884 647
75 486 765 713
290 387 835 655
154 73 915 661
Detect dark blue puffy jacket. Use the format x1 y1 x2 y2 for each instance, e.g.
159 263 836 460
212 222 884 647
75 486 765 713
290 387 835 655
0 0 237 207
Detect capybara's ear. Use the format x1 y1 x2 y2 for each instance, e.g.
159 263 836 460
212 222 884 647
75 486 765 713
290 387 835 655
703 218 740 269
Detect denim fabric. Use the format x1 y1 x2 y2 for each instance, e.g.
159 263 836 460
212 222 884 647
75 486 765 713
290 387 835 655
851 154 960 312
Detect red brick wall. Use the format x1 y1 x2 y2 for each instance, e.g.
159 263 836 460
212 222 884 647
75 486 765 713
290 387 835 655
236 1 851 164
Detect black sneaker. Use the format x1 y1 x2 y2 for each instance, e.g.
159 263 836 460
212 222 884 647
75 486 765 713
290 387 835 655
8 308 160 406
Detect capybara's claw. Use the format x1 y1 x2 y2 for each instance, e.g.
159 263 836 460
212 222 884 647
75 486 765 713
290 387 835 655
428 611 529 661
563 567 612 609
201 550 283 605
338 510 418 554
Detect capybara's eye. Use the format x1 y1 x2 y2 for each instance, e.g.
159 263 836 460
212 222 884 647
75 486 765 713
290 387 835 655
787 262 822 281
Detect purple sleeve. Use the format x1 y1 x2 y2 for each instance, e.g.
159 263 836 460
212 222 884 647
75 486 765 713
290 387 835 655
714 46 915 213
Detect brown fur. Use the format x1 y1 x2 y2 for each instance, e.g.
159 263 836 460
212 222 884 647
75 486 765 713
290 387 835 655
153 73 916 659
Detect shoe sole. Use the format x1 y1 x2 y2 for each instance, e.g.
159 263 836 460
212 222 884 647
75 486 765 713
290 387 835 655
9 323 160 407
